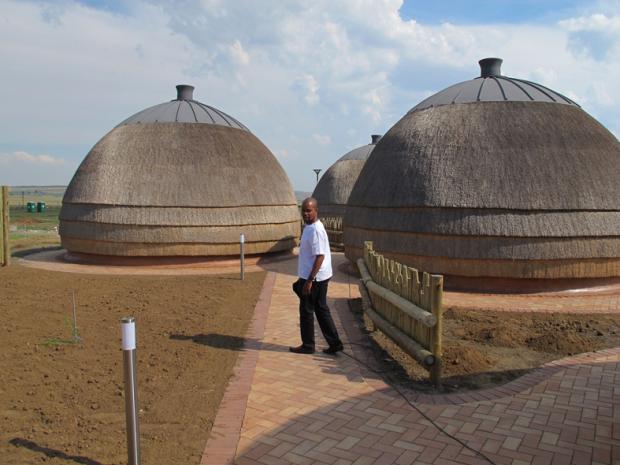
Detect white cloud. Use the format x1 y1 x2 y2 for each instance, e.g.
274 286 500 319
294 74 320 106
362 87 387 123
313 133 331 146
559 13 620 31
0 151 65 166
0 151 71 185
274 148 290 159
1 0 619 191
229 39 250 65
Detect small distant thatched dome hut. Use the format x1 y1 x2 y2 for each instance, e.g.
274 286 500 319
312 135 381 218
344 58 620 290
60 85 299 257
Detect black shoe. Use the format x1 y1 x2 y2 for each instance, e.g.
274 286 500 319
322 344 344 355
289 345 315 354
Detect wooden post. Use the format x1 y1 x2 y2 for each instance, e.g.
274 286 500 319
429 274 443 387
1 186 10 266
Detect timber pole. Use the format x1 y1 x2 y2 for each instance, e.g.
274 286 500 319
429 275 443 387
1 186 10 266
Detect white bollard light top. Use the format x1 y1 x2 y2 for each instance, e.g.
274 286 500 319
121 316 136 350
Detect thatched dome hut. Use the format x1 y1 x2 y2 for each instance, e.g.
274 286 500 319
312 135 381 219
344 58 620 290
60 85 299 257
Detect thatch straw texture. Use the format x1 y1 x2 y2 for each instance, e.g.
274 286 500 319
60 123 299 256
312 142 375 218
344 101 620 280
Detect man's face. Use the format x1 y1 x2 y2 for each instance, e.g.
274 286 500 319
301 202 318 224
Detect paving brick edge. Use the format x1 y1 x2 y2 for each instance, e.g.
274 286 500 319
200 271 276 465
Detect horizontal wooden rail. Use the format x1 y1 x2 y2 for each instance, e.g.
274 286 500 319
357 258 436 327
359 282 435 367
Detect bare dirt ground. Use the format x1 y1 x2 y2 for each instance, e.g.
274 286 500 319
348 299 620 393
0 263 266 465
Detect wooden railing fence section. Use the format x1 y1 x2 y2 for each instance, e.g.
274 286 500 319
321 216 343 250
357 241 443 385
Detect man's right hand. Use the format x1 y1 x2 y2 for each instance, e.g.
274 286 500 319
302 280 313 296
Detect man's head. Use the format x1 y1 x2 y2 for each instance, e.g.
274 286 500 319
301 197 319 224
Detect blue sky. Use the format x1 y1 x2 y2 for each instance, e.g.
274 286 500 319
400 0 588 24
1 0 619 190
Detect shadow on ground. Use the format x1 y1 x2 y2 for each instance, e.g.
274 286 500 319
9 438 103 465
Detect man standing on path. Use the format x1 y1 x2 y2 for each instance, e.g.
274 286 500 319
290 197 344 355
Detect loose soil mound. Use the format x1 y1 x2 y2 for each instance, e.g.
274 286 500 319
349 299 620 392
0 264 266 465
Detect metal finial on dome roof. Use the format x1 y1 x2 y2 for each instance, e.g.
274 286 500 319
176 84 195 101
479 58 503 77
371 134 382 144
118 85 250 131
408 57 579 114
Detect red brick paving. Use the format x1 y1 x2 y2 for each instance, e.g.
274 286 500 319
199 253 620 465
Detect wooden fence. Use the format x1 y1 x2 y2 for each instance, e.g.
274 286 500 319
1 186 10 266
322 216 343 250
356 241 443 385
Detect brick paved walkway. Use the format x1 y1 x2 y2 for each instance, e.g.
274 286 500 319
201 254 620 465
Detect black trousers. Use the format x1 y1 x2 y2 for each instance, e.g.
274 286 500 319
295 278 341 349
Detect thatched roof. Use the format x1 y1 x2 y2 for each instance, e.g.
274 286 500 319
60 86 298 257
348 103 619 211
344 59 620 282
312 135 380 218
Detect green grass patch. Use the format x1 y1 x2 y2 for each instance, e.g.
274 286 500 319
7 205 61 252
10 205 60 231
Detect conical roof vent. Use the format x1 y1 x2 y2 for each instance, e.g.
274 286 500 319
118 85 249 130
409 57 579 113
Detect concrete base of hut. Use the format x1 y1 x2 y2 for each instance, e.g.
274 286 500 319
16 248 295 275
62 250 295 268
445 275 620 295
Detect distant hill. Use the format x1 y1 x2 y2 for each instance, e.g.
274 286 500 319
9 186 313 207
8 186 66 206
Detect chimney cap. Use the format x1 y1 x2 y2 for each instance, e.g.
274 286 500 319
478 58 503 78
176 84 195 101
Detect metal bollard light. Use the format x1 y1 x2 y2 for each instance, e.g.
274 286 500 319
121 316 141 465
240 233 245 281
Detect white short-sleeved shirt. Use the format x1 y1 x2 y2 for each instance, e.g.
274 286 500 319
298 219 332 281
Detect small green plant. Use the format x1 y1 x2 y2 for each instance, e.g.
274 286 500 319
42 291 82 347
42 317 81 347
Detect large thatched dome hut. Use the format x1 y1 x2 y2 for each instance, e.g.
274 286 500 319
60 85 299 257
312 135 381 219
344 58 620 290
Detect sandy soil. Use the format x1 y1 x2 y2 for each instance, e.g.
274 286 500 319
0 264 266 465
348 299 620 392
